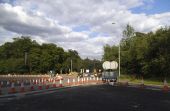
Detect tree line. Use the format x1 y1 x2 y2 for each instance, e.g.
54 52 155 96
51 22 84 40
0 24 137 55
103 24 170 78
0 37 102 74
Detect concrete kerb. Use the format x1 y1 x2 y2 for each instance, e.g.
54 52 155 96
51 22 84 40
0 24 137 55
0 86 70 99
113 82 170 92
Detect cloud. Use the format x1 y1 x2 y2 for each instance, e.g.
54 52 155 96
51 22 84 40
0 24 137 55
0 0 170 60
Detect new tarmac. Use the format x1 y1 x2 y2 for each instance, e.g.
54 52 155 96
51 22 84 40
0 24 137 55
0 84 170 111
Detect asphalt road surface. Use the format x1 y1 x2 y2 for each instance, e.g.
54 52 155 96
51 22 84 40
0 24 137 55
0 84 170 111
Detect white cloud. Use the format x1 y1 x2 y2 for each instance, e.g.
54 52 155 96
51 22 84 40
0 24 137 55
0 0 170 60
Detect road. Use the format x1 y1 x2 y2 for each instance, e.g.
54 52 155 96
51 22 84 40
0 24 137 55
0 84 170 111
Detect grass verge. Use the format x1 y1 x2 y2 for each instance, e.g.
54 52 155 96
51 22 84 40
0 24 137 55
120 74 170 86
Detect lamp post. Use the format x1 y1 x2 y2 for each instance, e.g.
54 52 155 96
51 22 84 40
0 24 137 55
71 59 72 72
118 44 120 78
112 22 120 78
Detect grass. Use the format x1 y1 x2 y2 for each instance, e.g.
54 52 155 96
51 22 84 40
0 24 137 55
119 74 170 86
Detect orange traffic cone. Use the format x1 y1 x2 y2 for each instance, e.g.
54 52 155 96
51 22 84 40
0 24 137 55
87 77 89 84
1 81 3 87
77 77 80 85
30 83 34 91
20 82 25 93
38 82 42 90
73 79 75 86
81 78 83 84
67 78 70 86
96 77 99 84
9 82 16 94
163 79 169 93
139 77 145 89
46 84 49 89
53 80 56 88
89 77 92 83
0 85 2 95
59 79 63 87
7 81 10 87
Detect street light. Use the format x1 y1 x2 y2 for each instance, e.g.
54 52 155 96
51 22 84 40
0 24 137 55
71 59 72 72
118 43 120 78
112 22 120 78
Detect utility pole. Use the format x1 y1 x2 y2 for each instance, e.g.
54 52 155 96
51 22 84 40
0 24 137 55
112 22 121 78
71 59 72 72
118 44 120 78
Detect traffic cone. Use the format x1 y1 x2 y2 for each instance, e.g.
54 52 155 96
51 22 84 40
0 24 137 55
0 85 2 95
73 79 75 86
30 83 34 91
59 79 63 87
125 81 129 86
139 77 145 89
81 78 83 84
42 79 44 85
99 77 102 83
7 81 10 87
90 77 92 83
77 77 80 85
38 82 42 90
67 78 70 86
9 82 16 94
163 79 169 93
35 79 38 85
96 77 99 84
20 82 25 93
87 77 89 84
46 84 50 89
0 81 3 88
93 77 95 82
83 77 85 83
53 80 56 88
33 79 35 85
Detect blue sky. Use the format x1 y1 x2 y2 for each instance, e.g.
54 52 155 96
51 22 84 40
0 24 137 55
131 0 170 14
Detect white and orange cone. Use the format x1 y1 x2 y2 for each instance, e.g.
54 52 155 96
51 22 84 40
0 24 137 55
87 77 89 84
30 83 34 91
81 78 83 84
90 77 92 83
20 82 25 93
0 85 2 95
139 77 145 89
53 80 56 88
45 79 50 89
73 79 75 86
7 81 10 87
38 81 42 90
163 79 169 93
97 77 99 84
67 78 70 86
77 77 80 85
9 82 16 94
59 79 63 87
0 81 3 87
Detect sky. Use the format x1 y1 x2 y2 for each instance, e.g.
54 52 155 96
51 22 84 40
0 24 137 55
0 0 170 60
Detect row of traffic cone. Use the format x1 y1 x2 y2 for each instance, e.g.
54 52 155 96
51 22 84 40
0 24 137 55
7 79 64 94
139 78 169 92
2 77 102 95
